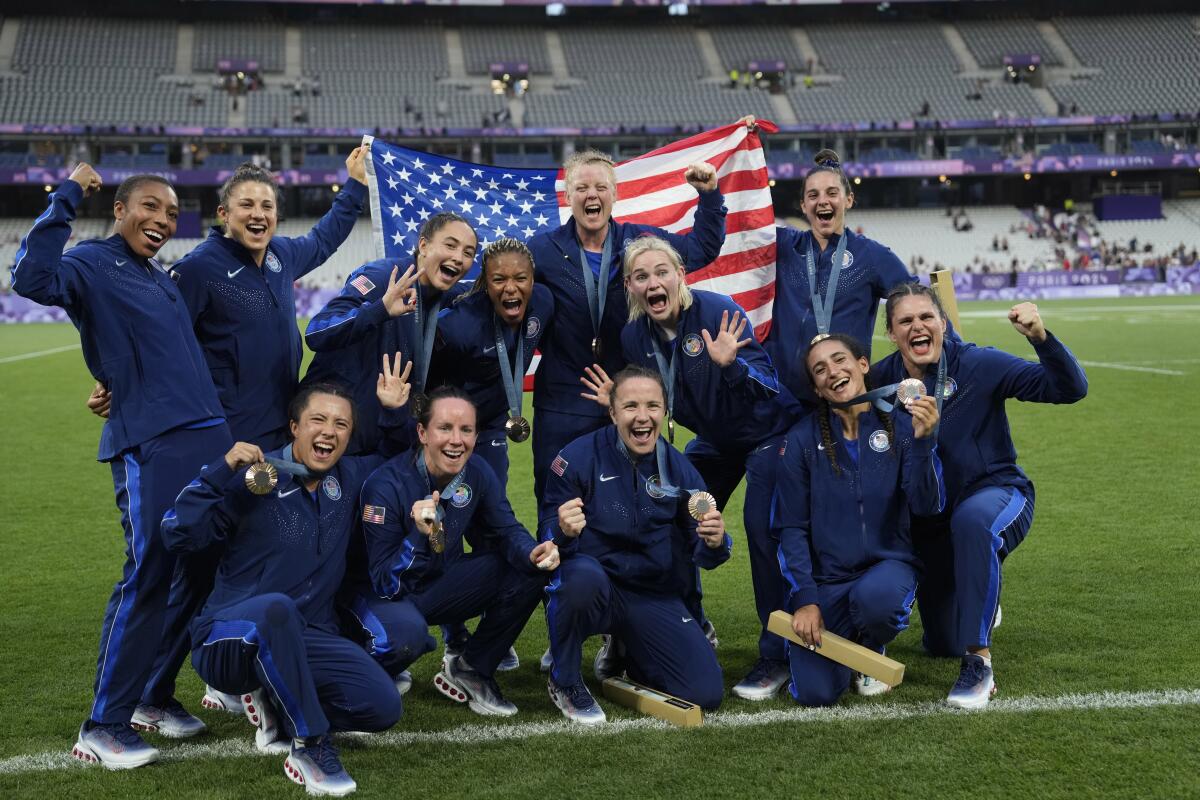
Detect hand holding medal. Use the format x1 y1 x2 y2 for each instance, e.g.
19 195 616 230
688 491 725 548
223 442 269 494
907 394 940 440
413 491 445 553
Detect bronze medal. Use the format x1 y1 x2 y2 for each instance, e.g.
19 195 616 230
421 507 445 554
896 378 927 406
687 491 718 521
244 462 279 495
505 415 531 443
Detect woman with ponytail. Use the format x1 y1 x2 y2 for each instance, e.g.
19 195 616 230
765 147 916 403
774 334 944 706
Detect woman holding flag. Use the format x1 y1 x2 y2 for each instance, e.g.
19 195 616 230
527 147 727 507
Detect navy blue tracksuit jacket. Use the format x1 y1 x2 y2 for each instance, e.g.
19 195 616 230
174 179 365 448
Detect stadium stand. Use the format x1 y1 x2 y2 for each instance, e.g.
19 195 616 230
460 26 552 75
956 18 1062 68
192 21 285 73
710 25 807 73
1048 14 1200 115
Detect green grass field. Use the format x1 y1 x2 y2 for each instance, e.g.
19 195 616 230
2 296 1199 798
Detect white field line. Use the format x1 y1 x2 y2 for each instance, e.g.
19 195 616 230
1078 360 1185 376
2 688 1197 776
0 344 80 364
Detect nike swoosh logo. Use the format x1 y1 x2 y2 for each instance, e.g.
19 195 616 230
115 259 127 266
599 474 617 482
490 441 506 447
682 617 694 624
483 345 497 354
817 443 825 451
645 352 655 358
278 487 300 498
228 267 245 279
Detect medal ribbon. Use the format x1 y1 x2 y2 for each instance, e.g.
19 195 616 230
578 224 614 350
267 445 318 479
615 433 680 499
832 351 947 427
411 286 442 393
647 320 678 431
415 448 467 524
493 314 526 421
806 232 849 336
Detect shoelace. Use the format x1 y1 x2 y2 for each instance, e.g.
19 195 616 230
97 723 146 747
953 658 985 690
311 737 344 775
566 684 596 710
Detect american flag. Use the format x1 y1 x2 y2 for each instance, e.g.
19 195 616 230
363 121 779 337
362 505 387 525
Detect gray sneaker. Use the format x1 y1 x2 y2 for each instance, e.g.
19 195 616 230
593 634 625 681
435 655 518 716
702 620 719 650
131 698 207 738
394 670 413 696
243 689 289 754
539 646 554 673
732 657 790 701
285 735 357 796
71 721 159 770
496 646 520 672
201 685 244 714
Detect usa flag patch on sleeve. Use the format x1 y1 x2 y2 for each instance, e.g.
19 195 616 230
362 505 387 524
550 455 568 477
350 274 376 296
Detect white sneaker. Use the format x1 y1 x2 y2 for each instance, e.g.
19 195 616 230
395 670 413 696
201 686 244 714
131 698 207 738
853 673 891 697
435 655 518 716
285 735 357 797
497 646 520 672
71 722 159 770
547 678 607 725
732 658 790 701
946 654 997 710
243 689 290 754
539 647 554 673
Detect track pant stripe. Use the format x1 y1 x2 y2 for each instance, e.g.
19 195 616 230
92 453 145 721
980 490 1027 647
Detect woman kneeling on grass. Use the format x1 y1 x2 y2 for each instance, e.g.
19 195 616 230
775 334 944 706
872 284 1087 708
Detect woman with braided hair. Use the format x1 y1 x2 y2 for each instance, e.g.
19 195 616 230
430 237 554 487
774 333 944 706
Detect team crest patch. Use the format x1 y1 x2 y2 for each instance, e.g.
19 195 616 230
841 250 855 268
646 475 667 499
450 484 473 508
869 430 891 453
322 476 342 500
350 274 376 296
526 316 541 338
682 334 705 357
265 251 282 273
943 377 957 398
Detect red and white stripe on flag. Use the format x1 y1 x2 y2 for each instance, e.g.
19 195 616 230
555 119 779 339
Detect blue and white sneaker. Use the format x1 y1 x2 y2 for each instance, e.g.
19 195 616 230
131 698 207 738
547 677 606 725
540 647 554 673
285 735 357 796
71 721 159 769
946 653 996 710
497 646 520 672
394 670 413 696
201 685 244 714
732 657 790 701
435 655 518 716
702 620 719 650
243 689 290 754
